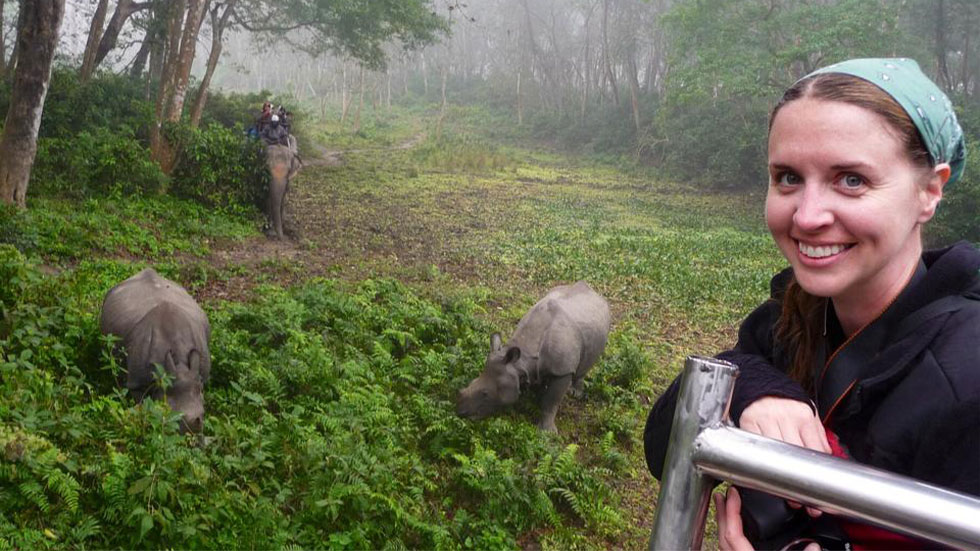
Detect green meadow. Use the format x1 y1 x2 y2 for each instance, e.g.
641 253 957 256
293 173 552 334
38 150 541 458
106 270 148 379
1 106 787 549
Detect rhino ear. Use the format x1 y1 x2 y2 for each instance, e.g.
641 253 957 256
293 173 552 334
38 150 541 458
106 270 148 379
188 349 201 374
490 333 502 352
504 346 521 364
165 350 179 372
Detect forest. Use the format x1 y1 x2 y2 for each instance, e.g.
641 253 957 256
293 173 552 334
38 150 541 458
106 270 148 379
0 0 977 549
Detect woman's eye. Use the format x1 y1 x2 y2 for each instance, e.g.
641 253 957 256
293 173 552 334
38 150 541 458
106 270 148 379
775 172 801 186
839 173 865 190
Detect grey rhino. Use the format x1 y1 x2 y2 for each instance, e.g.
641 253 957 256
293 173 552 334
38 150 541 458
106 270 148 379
266 135 302 239
457 281 610 432
100 268 211 433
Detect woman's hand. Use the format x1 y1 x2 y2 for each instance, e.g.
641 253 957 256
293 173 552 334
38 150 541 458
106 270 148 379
739 396 830 516
715 488 819 551
739 396 831 452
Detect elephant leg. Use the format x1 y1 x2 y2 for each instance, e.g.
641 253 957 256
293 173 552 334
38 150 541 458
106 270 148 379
537 374 572 432
279 180 290 237
268 177 286 239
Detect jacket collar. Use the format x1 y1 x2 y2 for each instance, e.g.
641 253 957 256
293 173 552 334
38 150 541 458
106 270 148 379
815 241 980 424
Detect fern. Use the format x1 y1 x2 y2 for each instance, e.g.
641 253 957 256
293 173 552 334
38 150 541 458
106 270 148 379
18 480 49 513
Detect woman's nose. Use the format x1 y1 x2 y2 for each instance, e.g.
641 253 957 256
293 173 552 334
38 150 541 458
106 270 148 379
793 186 834 230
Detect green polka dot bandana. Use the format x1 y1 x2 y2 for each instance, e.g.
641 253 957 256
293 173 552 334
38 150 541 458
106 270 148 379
807 58 966 185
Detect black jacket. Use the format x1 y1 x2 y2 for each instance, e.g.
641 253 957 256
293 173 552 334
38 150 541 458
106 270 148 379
644 241 980 498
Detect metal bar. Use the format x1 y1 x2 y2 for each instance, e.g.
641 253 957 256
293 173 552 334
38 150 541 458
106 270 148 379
693 425 980 549
649 356 738 551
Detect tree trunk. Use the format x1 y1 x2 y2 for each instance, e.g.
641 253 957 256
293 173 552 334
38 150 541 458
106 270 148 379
189 0 235 128
601 0 619 107
79 0 109 82
129 27 152 77
166 0 208 122
149 0 186 173
627 54 642 133
92 0 153 73
0 0 8 77
935 0 952 90
150 0 208 174
435 64 447 138
516 71 523 125
353 65 364 133
7 3 28 74
340 61 350 126
0 0 66 207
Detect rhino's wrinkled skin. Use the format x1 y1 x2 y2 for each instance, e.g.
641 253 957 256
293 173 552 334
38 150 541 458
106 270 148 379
100 269 211 433
457 281 611 432
266 135 301 239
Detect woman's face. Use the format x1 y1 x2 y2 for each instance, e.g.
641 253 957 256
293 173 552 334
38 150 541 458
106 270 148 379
765 98 945 309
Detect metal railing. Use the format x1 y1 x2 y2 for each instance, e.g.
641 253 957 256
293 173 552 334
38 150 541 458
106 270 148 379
649 356 980 550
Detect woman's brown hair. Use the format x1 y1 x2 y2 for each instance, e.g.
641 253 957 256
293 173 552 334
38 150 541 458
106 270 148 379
768 73 934 391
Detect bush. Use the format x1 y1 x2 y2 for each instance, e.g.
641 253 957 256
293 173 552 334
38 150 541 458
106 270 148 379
198 90 272 130
15 68 153 139
31 126 167 198
170 123 270 213
928 140 980 246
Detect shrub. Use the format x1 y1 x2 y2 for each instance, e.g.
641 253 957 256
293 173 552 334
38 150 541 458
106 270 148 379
31 126 167 198
170 123 270 213
928 140 980 246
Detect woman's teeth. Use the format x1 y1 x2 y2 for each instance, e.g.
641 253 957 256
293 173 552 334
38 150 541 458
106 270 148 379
799 242 848 258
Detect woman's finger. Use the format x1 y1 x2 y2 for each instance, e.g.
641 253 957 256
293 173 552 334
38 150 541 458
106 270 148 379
799 417 832 454
713 492 729 550
723 488 755 551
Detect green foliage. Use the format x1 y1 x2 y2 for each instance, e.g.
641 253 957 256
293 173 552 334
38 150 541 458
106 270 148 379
655 0 911 189
35 68 154 139
169 123 270 213
929 140 980 246
0 196 253 262
1 232 626 548
413 134 515 173
198 89 274 130
32 126 167 198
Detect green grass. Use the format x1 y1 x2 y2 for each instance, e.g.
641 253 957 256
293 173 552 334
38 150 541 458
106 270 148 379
0 102 787 549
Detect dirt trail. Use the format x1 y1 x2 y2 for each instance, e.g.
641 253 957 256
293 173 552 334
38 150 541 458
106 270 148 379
304 132 426 167
197 133 425 303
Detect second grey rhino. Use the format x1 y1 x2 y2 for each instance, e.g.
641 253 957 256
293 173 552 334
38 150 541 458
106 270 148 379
456 281 610 432
100 268 211 433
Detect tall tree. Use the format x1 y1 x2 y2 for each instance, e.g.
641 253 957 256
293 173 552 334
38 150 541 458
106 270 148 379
189 0 238 127
149 0 208 173
80 0 154 82
0 0 66 207
78 0 109 81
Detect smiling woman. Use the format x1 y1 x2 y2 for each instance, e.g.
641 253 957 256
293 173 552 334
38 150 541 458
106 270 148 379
644 58 979 550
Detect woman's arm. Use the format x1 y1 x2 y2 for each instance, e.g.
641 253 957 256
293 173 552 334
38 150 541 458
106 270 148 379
644 278 822 479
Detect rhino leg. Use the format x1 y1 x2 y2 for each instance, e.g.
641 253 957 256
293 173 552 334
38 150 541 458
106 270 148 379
537 374 572 432
569 377 586 399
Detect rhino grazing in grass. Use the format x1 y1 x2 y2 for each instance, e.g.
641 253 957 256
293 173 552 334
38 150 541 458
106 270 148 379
100 269 211 433
457 281 611 432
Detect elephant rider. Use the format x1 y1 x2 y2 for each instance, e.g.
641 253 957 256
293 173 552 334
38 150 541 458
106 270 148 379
256 101 272 131
277 105 291 133
260 114 290 147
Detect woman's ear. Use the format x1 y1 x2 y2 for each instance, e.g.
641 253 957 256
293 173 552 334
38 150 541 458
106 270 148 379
918 162 950 223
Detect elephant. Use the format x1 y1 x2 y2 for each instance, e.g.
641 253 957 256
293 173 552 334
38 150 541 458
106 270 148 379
266 134 302 239
100 268 211 433
456 281 611 432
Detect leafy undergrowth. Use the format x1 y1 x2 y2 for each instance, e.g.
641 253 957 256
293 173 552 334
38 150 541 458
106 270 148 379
1 245 649 549
1 103 787 549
